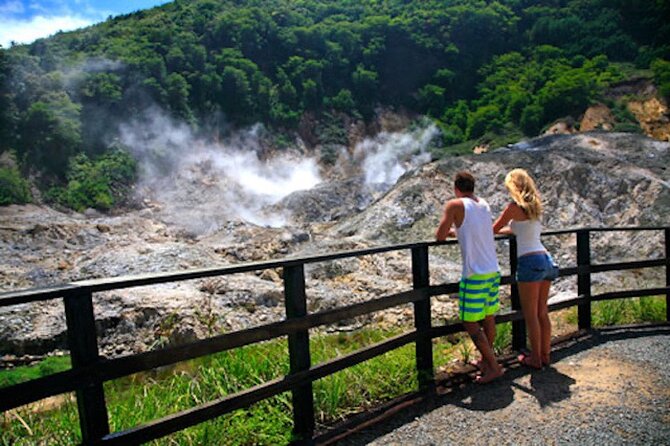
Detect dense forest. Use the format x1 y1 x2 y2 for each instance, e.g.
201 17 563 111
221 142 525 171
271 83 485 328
1 0 669 210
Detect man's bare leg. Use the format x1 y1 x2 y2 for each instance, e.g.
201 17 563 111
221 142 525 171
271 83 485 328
471 316 496 372
463 321 503 383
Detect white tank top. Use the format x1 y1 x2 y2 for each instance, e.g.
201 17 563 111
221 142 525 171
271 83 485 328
510 219 546 257
456 197 500 278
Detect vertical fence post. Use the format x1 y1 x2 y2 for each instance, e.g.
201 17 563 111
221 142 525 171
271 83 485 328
63 288 109 444
509 236 525 351
283 264 314 443
665 228 670 322
411 245 434 391
577 229 592 330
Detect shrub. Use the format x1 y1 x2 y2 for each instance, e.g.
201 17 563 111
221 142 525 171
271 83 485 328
520 103 544 136
320 144 340 166
0 165 32 205
326 89 355 113
651 58 670 100
49 149 136 212
438 123 466 146
466 105 503 139
612 122 642 133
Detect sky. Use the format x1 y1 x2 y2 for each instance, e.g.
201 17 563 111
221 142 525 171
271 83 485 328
0 0 172 48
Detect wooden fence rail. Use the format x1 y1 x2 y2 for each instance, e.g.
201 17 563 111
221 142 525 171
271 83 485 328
0 226 669 445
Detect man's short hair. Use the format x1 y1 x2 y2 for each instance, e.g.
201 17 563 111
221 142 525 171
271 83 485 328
454 171 475 193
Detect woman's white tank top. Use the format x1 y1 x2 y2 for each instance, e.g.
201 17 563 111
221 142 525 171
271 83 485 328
456 197 499 278
510 219 546 257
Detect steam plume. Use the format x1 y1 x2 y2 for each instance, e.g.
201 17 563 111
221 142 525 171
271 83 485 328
354 124 437 189
119 109 321 234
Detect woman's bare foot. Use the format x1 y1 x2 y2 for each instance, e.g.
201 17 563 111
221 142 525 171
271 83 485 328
469 358 485 370
518 352 542 369
475 366 504 384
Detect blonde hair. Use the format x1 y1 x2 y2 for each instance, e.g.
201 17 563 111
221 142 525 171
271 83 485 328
504 168 543 220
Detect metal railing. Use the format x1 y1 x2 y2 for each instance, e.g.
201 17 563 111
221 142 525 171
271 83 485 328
1 226 668 444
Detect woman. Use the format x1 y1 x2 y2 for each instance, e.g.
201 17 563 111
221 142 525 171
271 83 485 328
493 168 558 369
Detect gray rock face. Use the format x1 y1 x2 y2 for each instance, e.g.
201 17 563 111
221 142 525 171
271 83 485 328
332 132 670 242
1 132 668 358
274 177 373 223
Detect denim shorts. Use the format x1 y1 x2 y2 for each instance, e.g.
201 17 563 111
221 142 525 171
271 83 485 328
517 252 559 282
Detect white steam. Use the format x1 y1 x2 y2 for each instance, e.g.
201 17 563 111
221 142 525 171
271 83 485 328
118 108 439 234
119 109 321 233
354 124 437 188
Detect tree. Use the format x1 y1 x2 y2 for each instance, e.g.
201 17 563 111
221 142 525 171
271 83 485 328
166 72 193 121
537 70 595 122
19 95 82 179
352 64 378 116
418 84 445 117
442 100 469 133
327 89 355 112
467 104 504 139
520 102 543 136
0 48 18 152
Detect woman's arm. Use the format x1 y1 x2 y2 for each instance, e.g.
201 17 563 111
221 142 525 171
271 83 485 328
493 203 517 234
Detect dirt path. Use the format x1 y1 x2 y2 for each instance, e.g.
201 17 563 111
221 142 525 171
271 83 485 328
319 324 670 445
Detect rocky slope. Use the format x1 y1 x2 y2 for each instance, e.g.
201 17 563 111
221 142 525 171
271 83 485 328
330 132 670 241
1 132 668 360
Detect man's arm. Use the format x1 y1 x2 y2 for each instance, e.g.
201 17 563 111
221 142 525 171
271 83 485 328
436 199 461 241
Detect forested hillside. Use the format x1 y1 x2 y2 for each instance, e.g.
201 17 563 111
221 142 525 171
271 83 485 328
1 0 669 209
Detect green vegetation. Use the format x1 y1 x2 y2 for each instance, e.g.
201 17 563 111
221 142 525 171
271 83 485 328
0 356 70 388
1 293 664 444
566 296 667 327
0 329 455 445
651 58 670 100
0 0 668 208
0 164 32 205
45 149 136 211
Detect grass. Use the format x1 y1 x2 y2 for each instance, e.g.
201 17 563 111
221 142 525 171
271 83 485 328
433 125 526 159
493 322 512 354
565 296 666 327
1 296 664 445
0 356 71 388
1 328 455 446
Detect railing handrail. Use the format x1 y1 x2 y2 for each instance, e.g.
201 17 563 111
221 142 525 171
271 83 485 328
1 225 666 306
1 225 669 445
0 240 450 305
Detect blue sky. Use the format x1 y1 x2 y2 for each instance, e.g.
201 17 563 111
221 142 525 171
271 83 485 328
0 0 172 48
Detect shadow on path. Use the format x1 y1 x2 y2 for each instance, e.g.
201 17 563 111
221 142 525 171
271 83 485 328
313 323 669 446
511 366 576 408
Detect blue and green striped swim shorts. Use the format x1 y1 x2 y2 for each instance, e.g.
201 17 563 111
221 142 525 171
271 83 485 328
458 271 501 322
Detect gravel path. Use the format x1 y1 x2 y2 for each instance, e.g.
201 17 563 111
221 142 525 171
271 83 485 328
324 325 670 446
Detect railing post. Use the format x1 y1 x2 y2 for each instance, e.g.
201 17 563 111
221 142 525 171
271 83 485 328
283 264 314 444
509 236 526 351
63 288 109 444
577 229 592 330
411 246 433 391
665 228 670 322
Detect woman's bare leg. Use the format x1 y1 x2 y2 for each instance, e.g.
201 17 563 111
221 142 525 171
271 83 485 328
538 280 552 365
518 281 542 368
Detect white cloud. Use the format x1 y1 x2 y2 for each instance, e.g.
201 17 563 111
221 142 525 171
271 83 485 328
0 15 96 48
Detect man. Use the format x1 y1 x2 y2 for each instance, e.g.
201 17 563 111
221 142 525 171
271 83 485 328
436 171 503 383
